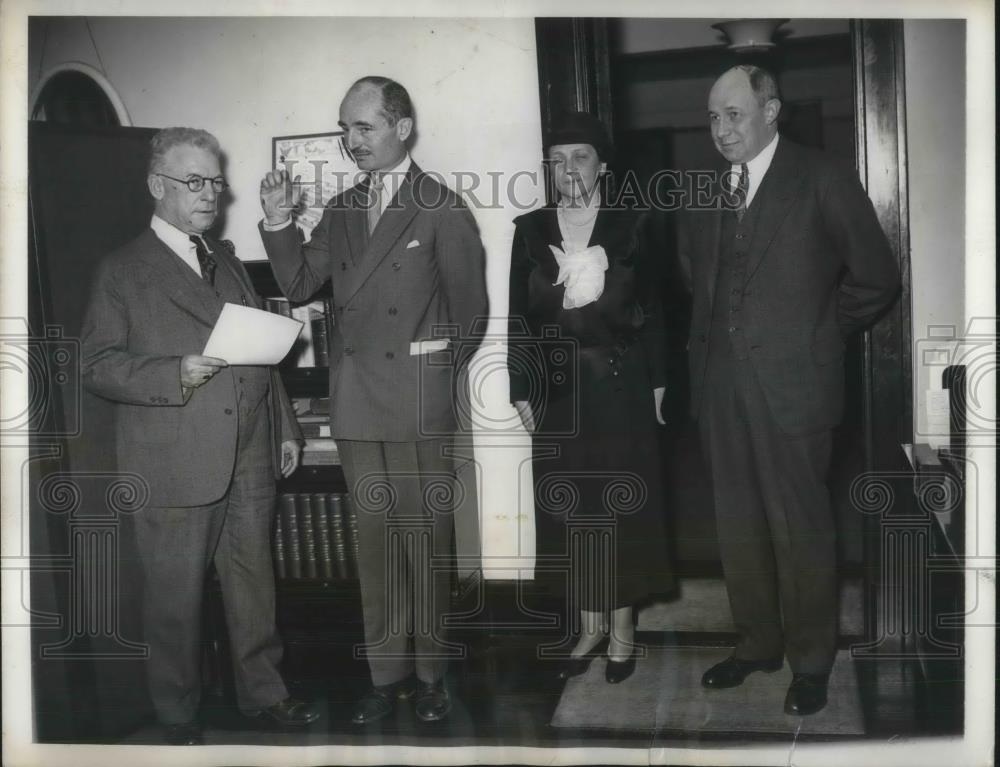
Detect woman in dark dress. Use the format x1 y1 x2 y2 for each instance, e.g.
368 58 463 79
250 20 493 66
508 112 672 684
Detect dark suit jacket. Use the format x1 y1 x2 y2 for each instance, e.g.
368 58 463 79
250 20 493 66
680 137 900 436
81 228 301 507
507 204 667 404
260 163 489 441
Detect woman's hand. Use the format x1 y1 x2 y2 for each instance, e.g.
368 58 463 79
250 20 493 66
654 387 666 425
514 400 536 433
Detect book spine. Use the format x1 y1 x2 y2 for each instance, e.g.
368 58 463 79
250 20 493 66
343 493 361 579
272 507 287 580
312 493 335 581
296 493 318 580
279 494 302 580
311 309 330 367
328 493 350 580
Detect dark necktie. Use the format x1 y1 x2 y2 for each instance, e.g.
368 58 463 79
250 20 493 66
735 163 749 223
366 173 383 236
189 235 216 286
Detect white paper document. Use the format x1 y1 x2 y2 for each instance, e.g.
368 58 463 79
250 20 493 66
203 303 303 365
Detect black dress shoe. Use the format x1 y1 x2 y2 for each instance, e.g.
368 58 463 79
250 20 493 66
556 637 609 681
415 680 452 722
251 696 320 727
605 651 637 684
784 673 829 716
701 655 784 689
351 676 417 725
163 721 202 746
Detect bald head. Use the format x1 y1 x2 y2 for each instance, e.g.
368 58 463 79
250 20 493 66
339 77 413 172
708 66 781 164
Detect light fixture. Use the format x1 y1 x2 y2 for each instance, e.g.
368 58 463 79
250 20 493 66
711 19 789 52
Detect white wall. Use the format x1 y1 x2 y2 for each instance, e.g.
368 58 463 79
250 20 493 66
29 16 542 578
903 20 966 447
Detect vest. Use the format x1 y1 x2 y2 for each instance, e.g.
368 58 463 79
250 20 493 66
707 197 764 365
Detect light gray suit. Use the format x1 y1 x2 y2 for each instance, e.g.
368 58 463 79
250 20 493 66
261 165 488 685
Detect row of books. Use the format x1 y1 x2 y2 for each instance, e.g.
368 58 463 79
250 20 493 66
274 492 359 581
262 298 331 367
291 398 339 466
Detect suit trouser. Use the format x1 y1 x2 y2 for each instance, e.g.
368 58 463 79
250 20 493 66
338 438 456 687
698 353 837 674
132 401 287 724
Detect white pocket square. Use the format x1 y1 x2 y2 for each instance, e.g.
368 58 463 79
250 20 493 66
409 339 450 356
406 239 421 249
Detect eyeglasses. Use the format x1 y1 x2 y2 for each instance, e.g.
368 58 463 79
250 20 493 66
156 173 229 193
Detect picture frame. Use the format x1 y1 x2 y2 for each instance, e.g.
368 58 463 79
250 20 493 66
271 130 361 241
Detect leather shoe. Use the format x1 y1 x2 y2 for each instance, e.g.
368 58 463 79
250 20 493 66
415 680 452 722
556 637 609 681
251 696 320 727
605 651 637 684
163 721 202 746
701 655 783 689
352 676 417 725
784 673 829 716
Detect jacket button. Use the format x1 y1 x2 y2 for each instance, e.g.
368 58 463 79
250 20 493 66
389 307 397 316
225 408 233 415
344 346 354 355
392 262 401 270
385 351 394 360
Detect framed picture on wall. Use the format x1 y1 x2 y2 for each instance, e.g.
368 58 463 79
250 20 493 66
272 131 361 242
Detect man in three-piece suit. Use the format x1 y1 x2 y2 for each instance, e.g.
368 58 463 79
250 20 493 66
680 66 900 715
82 128 318 745
259 77 488 724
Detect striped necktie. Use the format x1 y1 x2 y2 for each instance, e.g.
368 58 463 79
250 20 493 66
735 163 749 223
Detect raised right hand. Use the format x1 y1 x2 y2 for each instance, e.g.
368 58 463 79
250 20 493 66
259 169 302 226
180 355 228 389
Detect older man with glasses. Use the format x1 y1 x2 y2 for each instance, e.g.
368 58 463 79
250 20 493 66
81 127 318 745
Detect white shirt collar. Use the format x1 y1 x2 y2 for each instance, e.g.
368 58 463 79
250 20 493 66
732 132 779 208
371 153 412 213
150 214 205 274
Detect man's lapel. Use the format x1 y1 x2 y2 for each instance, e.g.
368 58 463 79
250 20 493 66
205 236 262 309
703 169 725 312
743 138 804 282
138 229 219 327
345 163 422 304
343 181 370 268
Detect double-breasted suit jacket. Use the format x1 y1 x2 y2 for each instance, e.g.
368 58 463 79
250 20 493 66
260 163 488 442
682 137 900 437
82 228 301 507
